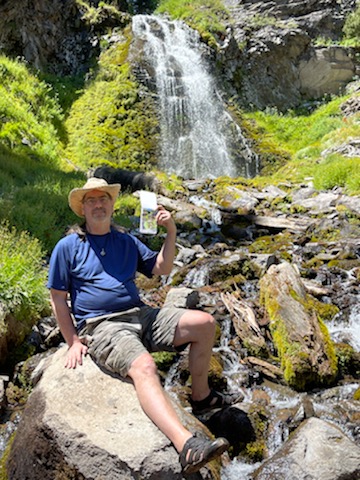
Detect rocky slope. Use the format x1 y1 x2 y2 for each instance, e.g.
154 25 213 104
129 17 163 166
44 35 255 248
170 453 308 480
1 177 359 479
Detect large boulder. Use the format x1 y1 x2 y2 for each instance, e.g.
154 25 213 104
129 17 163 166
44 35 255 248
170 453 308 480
253 417 360 480
6 346 222 479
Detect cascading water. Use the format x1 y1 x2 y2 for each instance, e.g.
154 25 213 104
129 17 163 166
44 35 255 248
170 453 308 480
132 15 259 180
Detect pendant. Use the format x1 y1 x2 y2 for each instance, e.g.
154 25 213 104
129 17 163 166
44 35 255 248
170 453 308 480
100 248 106 256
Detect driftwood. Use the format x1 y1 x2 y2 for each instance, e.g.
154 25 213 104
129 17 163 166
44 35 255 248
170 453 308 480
221 290 267 356
243 356 283 380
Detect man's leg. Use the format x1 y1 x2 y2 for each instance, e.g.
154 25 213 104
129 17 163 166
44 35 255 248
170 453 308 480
173 310 215 402
127 352 192 453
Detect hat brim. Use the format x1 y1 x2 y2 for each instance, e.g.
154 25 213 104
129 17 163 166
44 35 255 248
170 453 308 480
68 183 121 217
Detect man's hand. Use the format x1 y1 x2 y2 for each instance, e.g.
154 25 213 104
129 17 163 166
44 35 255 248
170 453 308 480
155 205 176 232
65 340 88 369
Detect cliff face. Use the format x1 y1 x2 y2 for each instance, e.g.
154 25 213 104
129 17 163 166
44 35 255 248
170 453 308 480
0 0 358 107
0 0 129 75
0 0 93 75
218 0 358 110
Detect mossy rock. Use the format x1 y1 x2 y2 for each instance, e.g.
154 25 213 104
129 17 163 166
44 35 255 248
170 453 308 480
260 262 338 391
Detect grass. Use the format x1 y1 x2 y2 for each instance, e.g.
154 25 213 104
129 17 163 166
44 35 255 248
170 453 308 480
156 0 230 47
243 95 360 193
0 56 64 164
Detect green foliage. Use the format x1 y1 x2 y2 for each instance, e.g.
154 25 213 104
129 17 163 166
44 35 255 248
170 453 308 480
0 223 50 323
156 0 230 48
65 32 159 171
354 386 360 400
40 73 85 118
76 0 131 32
343 3 360 43
248 100 344 155
244 95 360 192
0 56 64 164
313 156 360 193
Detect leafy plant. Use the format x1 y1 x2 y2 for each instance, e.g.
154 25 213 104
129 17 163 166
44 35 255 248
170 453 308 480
0 223 50 323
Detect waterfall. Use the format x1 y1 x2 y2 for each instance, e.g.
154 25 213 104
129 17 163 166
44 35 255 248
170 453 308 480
132 15 259 180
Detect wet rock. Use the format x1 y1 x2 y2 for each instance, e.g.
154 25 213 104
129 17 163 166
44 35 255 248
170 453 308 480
205 406 255 456
253 417 360 480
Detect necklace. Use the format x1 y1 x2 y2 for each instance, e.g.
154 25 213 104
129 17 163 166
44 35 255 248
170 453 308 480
88 232 110 257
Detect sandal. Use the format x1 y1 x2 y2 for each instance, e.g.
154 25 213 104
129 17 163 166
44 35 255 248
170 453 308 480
179 434 229 474
190 389 242 415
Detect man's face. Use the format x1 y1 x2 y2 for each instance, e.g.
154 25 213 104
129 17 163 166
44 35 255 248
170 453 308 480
82 189 113 223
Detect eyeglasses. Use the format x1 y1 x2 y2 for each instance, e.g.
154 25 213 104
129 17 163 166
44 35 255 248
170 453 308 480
83 195 111 207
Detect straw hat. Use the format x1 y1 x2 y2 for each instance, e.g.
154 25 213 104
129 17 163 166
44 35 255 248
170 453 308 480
68 177 121 217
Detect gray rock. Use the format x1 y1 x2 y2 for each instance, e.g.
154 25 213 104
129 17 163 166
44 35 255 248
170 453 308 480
164 287 200 309
253 417 360 480
299 46 355 99
294 192 339 212
6 346 219 479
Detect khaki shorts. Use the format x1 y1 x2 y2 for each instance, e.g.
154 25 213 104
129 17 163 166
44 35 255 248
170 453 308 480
82 305 187 378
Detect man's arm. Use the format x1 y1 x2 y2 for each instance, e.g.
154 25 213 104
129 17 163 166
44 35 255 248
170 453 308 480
50 288 88 368
151 206 177 276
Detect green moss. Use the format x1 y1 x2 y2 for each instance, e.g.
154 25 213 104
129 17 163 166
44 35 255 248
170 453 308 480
354 387 360 401
335 342 360 377
156 0 230 49
65 28 159 172
0 431 15 480
260 280 338 390
248 233 293 261
244 440 266 462
306 296 339 322
152 351 177 372
243 404 268 461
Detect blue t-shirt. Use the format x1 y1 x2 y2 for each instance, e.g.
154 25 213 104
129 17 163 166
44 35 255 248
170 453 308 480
47 229 158 330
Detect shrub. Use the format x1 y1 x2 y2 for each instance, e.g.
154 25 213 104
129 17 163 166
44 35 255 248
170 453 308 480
0 223 50 323
343 4 360 42
313 156 360 193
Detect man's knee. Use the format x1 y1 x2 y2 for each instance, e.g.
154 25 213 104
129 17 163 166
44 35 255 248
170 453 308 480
128 352 158 380
198 311 215 330
189 311 216 338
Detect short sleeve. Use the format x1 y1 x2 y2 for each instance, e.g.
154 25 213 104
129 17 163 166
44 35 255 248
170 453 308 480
47 236 74 291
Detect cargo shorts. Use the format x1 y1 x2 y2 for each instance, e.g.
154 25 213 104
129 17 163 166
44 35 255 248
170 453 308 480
81 304 187 378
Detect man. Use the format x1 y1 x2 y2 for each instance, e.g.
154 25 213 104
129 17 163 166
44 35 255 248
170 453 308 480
48 177 236 474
